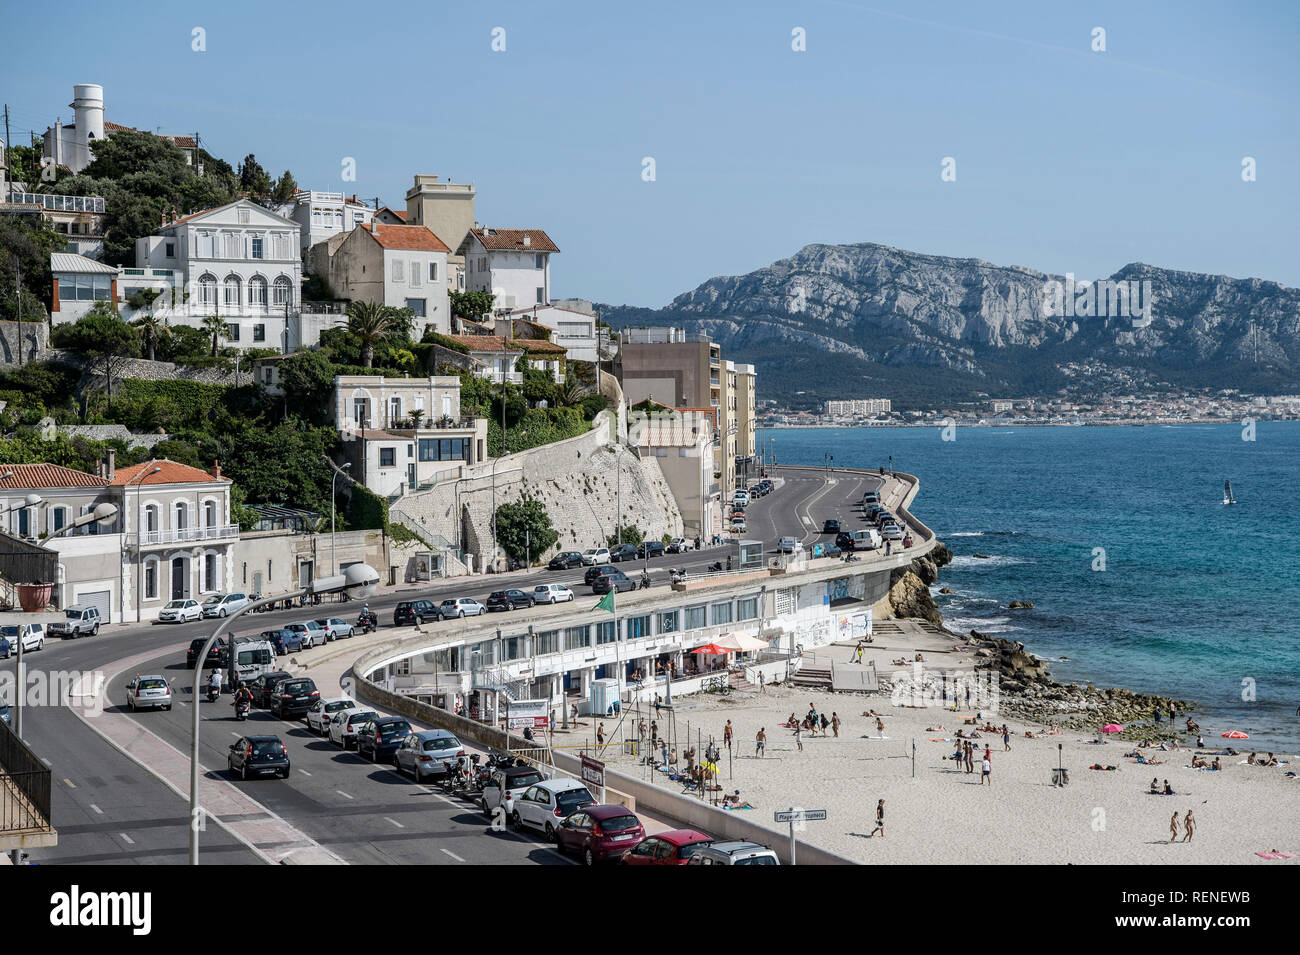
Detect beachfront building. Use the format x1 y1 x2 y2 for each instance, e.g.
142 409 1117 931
3 190 107 259
456 227 558 311
824 399 892 416
324 223 451 338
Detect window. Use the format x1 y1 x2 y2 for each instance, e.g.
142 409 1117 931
144 559 158 600
685 606 706 630
392 259 404 282
198 274 217 305
253 324 265 342
536 287 544 304
353 397 369 427
405 298 426 318
775 588 795 616
248 275 267 306
17 508 29 537
197 232 216 257
237 208 250 225
658 611 679 633
428 262 438 282
226 323 240 341
596 621 617 645
503 635 526 661
564 625 590 650
535 630 559 655
627 615 651 640
144 504 158 533
379 447 396 468
388 396 402 424
272 276 291 306
737 596 759 621
165 241 175 258
418 438 468 462
51 507 66 533
411 261 422 287
203 500 217 528
204 553 218 591
251 236 264 259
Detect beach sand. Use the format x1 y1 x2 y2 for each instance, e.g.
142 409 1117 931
608 627 1300 865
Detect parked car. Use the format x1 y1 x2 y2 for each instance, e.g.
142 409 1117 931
158 599 202 623
0 624 45 654
124 674 173 711
822 518 841 534
269 677 320 718
687 841 781 865
487 589 536 612
438 598 486 619
851 528 883 550
356 716 413 763
533 584 575 604
315 617 354 640
186 636 229 669
305 697 357 734
394 600 439 627
50 604 101 638
328 708 378 749
511 779 596 840
609 544 639 562
0 634 9 660
548 552 585 570
778 536 801 554
284 620 327 649
591 570 634 595
733 490 750 508
882 524 904 541
394 730 465 780
227 735 290 780
556 805 647 865
481 765 546 819
584 565 613 585
729 519 747 534
260 628 304 656
249 671 294 708
202 592 250 618
581 548 611 566
862 490 881 506
620 829 715 865
637 540 666 560
667 537 693 554
823 544 843 558
835 531 855 551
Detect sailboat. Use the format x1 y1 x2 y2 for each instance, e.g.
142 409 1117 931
1223 480 1236 506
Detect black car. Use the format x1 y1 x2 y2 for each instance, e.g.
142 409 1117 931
637 540 665 560
591 570 634 595
609 544 639 562
549 552 584 570
584 565 614 585
394 600 438 627
270 677 319 718
835 532 855 551
487 589 535 612
249 671 293 708
822 519 841 534
356 716 413 763
186 637 228 669
228 735 290 780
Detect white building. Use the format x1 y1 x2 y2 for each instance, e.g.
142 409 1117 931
495 304 599 363
280 190 374 263
824 398 892 416
130 198 304 351
325 223 451 338
443 335 566 385
456 227 558 311
41 84 198 174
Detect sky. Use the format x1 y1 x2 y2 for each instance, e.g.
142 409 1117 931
2 0 1297 306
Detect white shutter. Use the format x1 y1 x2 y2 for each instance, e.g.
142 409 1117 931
392 258 404 282
411 260 422 287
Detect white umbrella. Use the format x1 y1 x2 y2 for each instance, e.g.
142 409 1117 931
715 632 768 652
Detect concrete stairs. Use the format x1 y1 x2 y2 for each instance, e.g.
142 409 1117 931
788 665 832 689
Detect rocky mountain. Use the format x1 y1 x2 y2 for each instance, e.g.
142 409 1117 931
600 243 1300 408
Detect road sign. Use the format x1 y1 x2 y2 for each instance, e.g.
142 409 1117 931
773 808 827 823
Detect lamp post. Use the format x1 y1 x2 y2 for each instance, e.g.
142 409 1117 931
490 454 506 573
188 562 379 864
331 462 352 575
612 444 636 548
129 464 162 623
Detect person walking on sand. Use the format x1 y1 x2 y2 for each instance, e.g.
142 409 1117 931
981 755 992 785
1182 810 1195 843
597 722 606 746
876 717 885 737
820 712 830 737
855 641 864 664
1003 725 1011 752
758 670 766 693
756 727 766 758
793 722 803 751
966 741 974 774
723 720 733 752
1169 812 1180 843
831 712 841 738
870 799 885 838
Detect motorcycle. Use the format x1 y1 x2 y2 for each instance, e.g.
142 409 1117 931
707 561 723 573
234 698 250 721
638 572 651 590
670 568 688 584
356 610 378 634
206 683 220 703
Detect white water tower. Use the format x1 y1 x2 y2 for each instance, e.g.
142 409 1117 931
71 84 105 170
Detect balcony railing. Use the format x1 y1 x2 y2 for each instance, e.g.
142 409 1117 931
11 191 105 213
128 524 239 548
0 722 53 839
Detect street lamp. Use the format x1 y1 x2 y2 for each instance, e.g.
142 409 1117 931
331 462 352 575
490 453 506 573
612 444 636 549
129 464 163 623
188 562 379 864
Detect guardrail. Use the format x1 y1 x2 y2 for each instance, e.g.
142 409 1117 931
0 722 53 837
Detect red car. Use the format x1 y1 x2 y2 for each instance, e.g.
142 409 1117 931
556 804 646 865
620 828 713 865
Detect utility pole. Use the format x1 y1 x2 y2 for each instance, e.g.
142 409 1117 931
3 105 11 202
12 257 22 367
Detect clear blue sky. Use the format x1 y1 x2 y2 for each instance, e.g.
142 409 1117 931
2 0 1296 305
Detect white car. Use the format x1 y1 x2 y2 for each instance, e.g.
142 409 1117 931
581 548 611 566
305 697 357 734
437 598 486 619
314 617 354 641
667 538 693 553
0 624 45 653
327 708 378 749
159 599 203 623
202 593 250 618
730 520 747 534
533 584 575 604
125 675 173 711
882 524 904 541
512 778 597 841
778 536 801 554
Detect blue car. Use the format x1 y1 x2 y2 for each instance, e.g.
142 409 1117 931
0 634 10 659
259 629 304 655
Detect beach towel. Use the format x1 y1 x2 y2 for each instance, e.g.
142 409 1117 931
1254 851 1296 859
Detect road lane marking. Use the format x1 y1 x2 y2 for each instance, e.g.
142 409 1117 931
230 732 241 737
62 778 77 789
119 833 135 845
385 817 404 829
441 848 465 862
89 804 103 815
298 769 312 777
336 790 354 800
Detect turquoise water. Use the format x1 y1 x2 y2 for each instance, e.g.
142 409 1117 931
762 423 1300 751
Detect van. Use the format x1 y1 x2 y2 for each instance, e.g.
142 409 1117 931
851 528 882 550
733 490 750 508
49 604 101 638
687 841 780 865
229 637 277 684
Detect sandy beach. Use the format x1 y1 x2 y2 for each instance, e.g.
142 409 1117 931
602 625 1300 865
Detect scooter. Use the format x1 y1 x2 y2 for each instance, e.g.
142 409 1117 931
356 610 378 634
234 699 250 721
707 561 723 573
670 568 689 584
206 683 220 703
638 572 651 590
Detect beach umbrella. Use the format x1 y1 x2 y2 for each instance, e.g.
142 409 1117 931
715 632 768 652
1222 730 1249 739
1101 724 1124 733
692 644 728 655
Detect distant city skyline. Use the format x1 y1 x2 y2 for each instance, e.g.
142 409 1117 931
2 0 1296 306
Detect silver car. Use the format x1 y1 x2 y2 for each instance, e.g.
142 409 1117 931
285 620 326 649
314 617 354 641
125 675 173 711
394 730 465 780
305 696 357 734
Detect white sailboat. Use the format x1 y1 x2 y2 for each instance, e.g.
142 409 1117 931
1223 480 1236 506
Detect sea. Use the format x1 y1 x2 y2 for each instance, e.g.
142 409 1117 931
761 422 1300 751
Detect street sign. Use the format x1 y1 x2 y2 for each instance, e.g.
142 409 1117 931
581 755 605 789
506 699 549 729
774 808 827 823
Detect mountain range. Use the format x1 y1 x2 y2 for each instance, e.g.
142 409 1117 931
598 243 1300 409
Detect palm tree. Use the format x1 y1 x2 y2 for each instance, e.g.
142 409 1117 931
201 314 226 358
346 300 400 369
133 313 166 361
554 378 589 409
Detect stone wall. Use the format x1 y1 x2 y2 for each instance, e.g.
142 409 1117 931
0 320 49 367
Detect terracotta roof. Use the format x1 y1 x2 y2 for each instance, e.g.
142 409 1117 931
466 228 559 253
365 223 449 253
104 121 197 149
0 463 106 489
444 335 566 355
110 461 228 486
375 206 407 222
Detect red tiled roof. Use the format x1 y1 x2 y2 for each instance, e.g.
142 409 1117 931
444 335 565 355
468 228 559 253
0 463 106 489
365 223 449 253
110 461 227 486
104 121 197 149
376 206 407 222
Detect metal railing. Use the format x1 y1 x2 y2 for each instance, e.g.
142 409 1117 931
128 524 239 547
386 508 465 563
0 722 53 835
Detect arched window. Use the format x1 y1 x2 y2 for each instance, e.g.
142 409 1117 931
223 274 241 307
203 552 218 592
198 274 217 306
272 276 291 306
144 558 159 600
248 275 267 307
144 504 158 534
389 396 402 425
174 501 187 531
203 500 217 528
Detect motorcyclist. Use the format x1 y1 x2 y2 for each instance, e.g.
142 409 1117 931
232 682 253 709
208 667 222 697
640 571 650 589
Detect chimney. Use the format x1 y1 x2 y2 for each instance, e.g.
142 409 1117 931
106 449 116 482
213 460 222 479
94 457 102 478
522 234 531 248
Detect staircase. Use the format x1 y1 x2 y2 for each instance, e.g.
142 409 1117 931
788 665 832 689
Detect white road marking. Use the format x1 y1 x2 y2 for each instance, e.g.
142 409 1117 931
298 769 312 777
385 817 405 829
62 778 76 789
230 732 241 737
336 790 354 800
440 848 465 862
89 803 103 815
40 757 51 766
119 833 135 845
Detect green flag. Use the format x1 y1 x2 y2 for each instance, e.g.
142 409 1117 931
595 590 615 614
